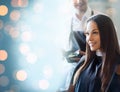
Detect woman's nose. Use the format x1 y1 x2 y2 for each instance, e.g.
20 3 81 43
87 34 93 42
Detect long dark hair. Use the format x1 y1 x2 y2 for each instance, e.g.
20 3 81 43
84 15 120 92
74 14 120 92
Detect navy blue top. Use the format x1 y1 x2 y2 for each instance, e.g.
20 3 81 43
74 55 120 92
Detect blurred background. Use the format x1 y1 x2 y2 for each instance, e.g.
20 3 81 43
0 0 120 92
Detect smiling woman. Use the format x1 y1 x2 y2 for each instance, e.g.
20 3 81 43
85 20 101 51
68 14 120 92
0 0 120 92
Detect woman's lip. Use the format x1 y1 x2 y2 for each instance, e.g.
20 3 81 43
89 42 95 47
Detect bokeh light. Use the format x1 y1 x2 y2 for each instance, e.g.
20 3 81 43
8 28 20 38
16 70 27 81
19 43 30 55
10 10 21 22
11 0 28 7
38 79 50 90
43 65 53 79
0 5 8 16
0 50 8 61
0 0 120 92
21 31 33 42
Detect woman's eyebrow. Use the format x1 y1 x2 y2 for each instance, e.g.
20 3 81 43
92 29 99 31
85 29 98 32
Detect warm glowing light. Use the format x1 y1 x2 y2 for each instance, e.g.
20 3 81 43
9 27 20 38
0 50 8 61
10 10 21 21
19 43 30 55
11 0 28 7
21 31 33 42
0 64 5 74
39 79 50 90
0 5 8 16
0 76 9 86
16 70 27 81
18 0 28 7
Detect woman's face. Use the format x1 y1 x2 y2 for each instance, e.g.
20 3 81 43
85 21 101 51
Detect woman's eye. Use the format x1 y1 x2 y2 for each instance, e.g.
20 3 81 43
93 31 98 34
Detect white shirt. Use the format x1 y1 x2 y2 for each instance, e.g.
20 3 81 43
72 7 93 31
96 51 103 57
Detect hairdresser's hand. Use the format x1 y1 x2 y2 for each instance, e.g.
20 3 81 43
68 50 85 63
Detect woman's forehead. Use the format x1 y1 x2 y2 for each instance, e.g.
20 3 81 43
86 21 98 29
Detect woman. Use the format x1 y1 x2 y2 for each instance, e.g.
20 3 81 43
68 14 120 92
